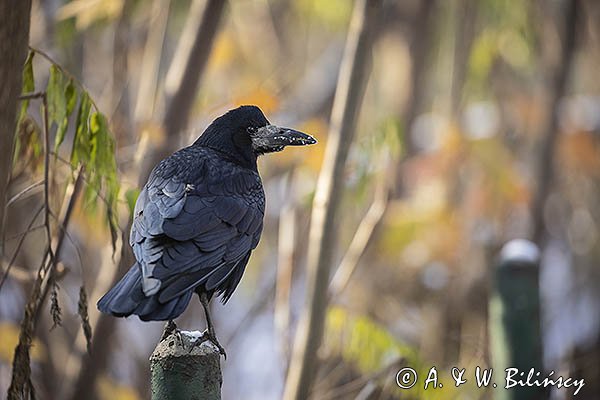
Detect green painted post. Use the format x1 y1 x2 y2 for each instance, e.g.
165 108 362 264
150 330 222 400
490 239 544 400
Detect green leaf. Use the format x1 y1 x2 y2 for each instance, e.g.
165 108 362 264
54 79 78 152
17 51 35 130
71 92 92 168
89 112 118 179
47 65 66 130
83 111 120 253
125 188 140 217
65 80 77 115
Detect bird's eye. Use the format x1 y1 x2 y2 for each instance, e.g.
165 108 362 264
246 126 257 134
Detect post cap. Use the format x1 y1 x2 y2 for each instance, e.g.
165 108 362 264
499 239 540 266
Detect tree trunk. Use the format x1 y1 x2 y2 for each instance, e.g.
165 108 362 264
531 0 579 244
0 0 32 257
282 1 382 399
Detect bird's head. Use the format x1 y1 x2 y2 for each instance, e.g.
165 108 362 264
195 105 316 168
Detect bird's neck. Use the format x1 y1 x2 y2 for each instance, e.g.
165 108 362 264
194 142 258 172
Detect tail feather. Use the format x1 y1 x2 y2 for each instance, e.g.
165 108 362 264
97 263 193 321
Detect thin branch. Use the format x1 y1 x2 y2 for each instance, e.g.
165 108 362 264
29 46 102 113
18 91 45 100
6 179 44 208
0 204 44 292
48 208 83 277
41 93 57 281
134 0 171 123
51 152 125 231
275 170 297 363
4 225 44 242
329 175 389 296
50 167 84 270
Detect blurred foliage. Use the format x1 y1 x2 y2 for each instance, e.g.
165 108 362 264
57 0 123 29
0 323 46 364
294 0 353 29
467 0 535 98
98 376 140 400
325 306 477 399
326 306 416 372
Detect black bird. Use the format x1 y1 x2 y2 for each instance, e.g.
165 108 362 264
97 105 316 354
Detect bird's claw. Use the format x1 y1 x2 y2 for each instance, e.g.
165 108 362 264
193 329 227 359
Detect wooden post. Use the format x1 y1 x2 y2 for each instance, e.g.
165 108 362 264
490 239 544 400
150 330 222 400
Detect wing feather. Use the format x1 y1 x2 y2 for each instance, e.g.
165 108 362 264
129 147 264 305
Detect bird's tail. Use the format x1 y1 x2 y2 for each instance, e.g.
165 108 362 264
97 263 193 321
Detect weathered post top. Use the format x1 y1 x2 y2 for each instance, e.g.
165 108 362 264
150 330 222 400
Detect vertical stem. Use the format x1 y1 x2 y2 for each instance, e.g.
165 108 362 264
163 0 225 137
275 171 297 362
42 94 55 267
283 1 382 398
134 0 171 124
531 0 579 244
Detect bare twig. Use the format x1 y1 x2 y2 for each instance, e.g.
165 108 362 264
283 1 382 398
29 47 102 113
329 175 389 296
275 170 298 361
6 179 44 207
42 93 57 278
0 204 43 292
4 225 44 241
18 91 44 100
134 0 171 123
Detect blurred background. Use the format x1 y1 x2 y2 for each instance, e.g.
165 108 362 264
1 0 600 399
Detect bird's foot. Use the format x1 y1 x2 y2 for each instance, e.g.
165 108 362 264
193 329 227 359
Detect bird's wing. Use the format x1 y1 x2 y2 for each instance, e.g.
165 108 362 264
130 153 264 303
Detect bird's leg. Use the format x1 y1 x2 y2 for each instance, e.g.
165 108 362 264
199 292 227 358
